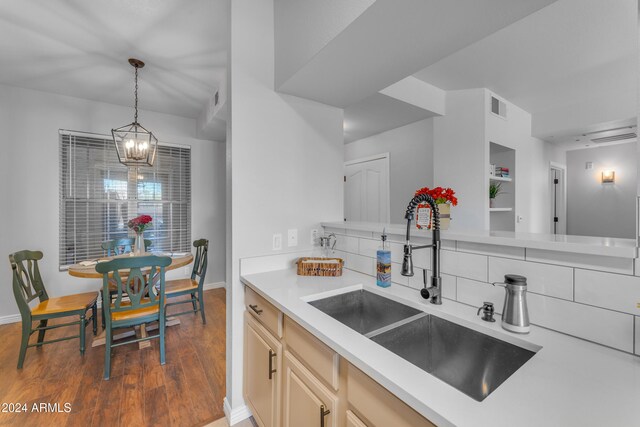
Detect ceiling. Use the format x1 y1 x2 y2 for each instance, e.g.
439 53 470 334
343 93 437 143
0 0 228 124
413 0 637 142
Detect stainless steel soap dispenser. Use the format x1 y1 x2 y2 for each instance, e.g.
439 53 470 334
493 274 530 334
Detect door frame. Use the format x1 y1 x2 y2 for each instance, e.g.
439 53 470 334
549 161 567 235
344 153 391 223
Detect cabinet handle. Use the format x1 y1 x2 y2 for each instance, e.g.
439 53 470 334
249 304 263 315
268 349 277 380
320 404 331 427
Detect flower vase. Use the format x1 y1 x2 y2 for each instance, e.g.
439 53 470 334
437 203 451 230
134 232 145 255
490 198 496 209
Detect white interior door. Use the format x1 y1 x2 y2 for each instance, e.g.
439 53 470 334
344 155 390 222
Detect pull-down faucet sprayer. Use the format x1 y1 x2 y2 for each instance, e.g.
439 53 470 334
401 193 442 304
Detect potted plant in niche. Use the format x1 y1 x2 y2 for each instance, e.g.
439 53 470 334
489 183 503 208
414 186 457 230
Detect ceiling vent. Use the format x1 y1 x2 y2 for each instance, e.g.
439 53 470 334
490 95 507 119
590 132 637 143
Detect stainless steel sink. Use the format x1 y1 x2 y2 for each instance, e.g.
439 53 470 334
370 315 535 401
308 290 536 401
308 289 423 335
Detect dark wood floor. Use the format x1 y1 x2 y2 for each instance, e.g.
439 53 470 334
0 288 226 427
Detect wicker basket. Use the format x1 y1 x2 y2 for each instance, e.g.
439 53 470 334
296 257 344 277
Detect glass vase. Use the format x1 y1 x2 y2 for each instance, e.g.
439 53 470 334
134 232 145 255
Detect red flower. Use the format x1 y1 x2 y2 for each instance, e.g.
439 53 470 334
414 186 457 206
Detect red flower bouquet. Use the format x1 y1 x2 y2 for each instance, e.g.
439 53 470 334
414 186 458 206
414 187 457 230
128 215 153 233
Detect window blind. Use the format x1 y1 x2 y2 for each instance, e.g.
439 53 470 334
59 130 191 268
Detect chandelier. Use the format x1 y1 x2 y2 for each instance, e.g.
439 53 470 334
112 58 158 167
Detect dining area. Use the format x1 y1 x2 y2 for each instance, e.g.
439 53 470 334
1 231 227 426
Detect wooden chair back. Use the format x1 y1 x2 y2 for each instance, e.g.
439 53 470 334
101 238 153 256
9 250 49 319
191 239 209 288
95 255 171 322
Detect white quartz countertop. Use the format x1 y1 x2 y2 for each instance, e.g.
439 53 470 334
241 268 640 427
322 221 638 258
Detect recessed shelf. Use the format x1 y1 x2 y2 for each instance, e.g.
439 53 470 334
489 176 512 182
489 207 513 212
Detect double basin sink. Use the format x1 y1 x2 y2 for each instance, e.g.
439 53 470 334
309 289 536 401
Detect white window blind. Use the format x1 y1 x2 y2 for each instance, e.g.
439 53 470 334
59 130 191 268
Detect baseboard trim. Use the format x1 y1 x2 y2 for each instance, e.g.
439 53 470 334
0 314 22 325
204 281 226 291
223 398 251 426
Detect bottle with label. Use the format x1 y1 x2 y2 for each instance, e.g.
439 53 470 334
376 229 391 288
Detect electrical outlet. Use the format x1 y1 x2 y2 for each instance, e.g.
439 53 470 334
517 215 524 223
272 234 282 250
310 229 319 245
288 229 298 247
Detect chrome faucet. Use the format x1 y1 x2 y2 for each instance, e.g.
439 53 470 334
401 193 442 304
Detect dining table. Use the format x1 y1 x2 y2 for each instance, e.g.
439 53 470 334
67 252 194 349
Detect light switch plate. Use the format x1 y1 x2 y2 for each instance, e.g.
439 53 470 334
310 229 319 245
272 234 282 250
288 229 298 247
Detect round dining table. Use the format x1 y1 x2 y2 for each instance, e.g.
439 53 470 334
67 252 194 348
68 252 194 278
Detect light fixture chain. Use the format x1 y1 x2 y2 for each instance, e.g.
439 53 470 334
134 65 139 124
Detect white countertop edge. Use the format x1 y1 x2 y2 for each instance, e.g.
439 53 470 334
322 221 638 258
241 268 640 427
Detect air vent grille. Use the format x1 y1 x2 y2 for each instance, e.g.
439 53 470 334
590 132 637 143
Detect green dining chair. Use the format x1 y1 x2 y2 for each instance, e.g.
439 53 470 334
163 239 209 324
101 238 152 256
100 237 153 328
96 254 171 380
9 250 98 369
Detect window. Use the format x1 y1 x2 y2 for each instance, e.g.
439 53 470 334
59 130 191 268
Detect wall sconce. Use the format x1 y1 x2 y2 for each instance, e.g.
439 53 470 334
602 170 615 183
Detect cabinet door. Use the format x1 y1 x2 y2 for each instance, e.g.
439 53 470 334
244 312 281 427
283 351 338 427
347 410 368 427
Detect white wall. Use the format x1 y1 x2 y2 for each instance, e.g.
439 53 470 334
344 118 434 223
0 84 226 321
434 89 487 231
226 0 344 416
566 142 637 238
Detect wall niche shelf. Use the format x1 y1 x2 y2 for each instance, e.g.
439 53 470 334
490 175 512 182
489 207 513 212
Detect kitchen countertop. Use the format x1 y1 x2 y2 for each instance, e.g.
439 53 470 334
241 267 640 427
322 221 638 258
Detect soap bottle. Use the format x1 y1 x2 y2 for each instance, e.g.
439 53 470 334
376 229 391 288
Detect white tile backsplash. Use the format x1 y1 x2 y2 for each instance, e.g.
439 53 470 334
358 238 379 258
325 225 640 354
458 241 525 260
335 234 359 254
574 269 640 315
407 270 457 301
441 250 488 282
526 249 634 275
345 253 374 276
391 262 408 286
456 278 505 313
527 293 634 352
489 257 574 300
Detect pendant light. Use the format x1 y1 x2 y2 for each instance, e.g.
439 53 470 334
112 58 158 167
